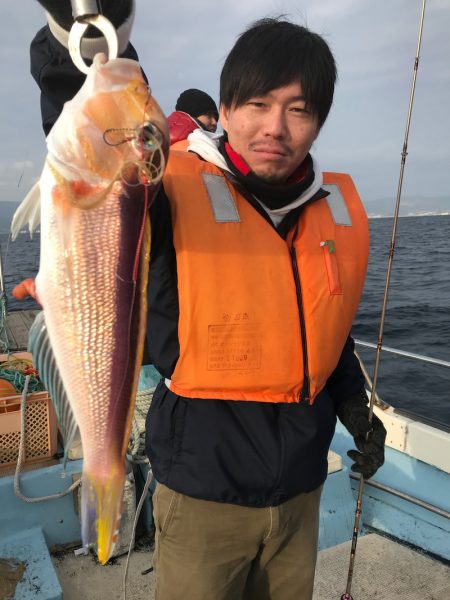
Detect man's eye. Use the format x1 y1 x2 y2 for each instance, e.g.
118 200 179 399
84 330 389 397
249 101 266 108
291 106 308 114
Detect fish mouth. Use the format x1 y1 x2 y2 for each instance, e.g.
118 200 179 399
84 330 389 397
102 120 168 188
121 122 167 187
133 122 165 153
103 121 165 154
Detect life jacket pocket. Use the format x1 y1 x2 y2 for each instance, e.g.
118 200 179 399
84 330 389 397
320 240 343 295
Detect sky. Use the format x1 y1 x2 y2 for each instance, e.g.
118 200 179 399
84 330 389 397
0 0 449 214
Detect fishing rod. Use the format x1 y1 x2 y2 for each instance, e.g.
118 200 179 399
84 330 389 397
0 244 10 353
0 245 5 297
341 1 428 598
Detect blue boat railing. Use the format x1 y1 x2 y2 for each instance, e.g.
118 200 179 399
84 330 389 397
354 339 450 412
348 473 450 520
354 339 450 369
352 339 450 522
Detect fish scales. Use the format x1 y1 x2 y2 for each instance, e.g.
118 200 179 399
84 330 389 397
39 178 134 470
33 54 168 564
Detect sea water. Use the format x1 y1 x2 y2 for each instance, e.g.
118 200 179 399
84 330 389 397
1 214 449 427
352 214 450 428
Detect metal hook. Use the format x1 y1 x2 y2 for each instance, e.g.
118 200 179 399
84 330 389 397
68 14 119 75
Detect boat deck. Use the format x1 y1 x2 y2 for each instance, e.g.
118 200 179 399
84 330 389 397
314 532 449 599
4 309 40 352
50 533 449 600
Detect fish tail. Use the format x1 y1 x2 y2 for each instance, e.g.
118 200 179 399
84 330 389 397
80 464 126 565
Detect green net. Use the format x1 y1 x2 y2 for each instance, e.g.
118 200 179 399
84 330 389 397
0 358 45 394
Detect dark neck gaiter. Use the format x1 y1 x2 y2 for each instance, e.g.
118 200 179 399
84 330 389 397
218 137 315 211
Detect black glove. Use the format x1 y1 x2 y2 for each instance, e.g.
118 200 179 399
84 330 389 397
35 1 132 32
337 391 387 479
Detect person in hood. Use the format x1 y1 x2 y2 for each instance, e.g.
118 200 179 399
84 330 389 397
167 88 219 146
29 2 386 599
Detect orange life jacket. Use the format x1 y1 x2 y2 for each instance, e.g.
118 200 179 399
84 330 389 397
162 151 369 404
170 139 189 151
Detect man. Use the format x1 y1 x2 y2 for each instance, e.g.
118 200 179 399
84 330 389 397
29 2 386 599
176 88 219 132
167 88 219 147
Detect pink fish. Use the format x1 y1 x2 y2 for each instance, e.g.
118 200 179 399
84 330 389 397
13 53 168 563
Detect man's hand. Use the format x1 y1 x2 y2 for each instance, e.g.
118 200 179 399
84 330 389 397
337 391 387 479
12 278 40 304
35 1 133 32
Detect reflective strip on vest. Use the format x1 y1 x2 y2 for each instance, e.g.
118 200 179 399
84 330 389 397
201 173 241 223
322 184 352 226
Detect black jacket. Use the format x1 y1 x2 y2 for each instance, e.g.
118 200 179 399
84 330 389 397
30 26 365 507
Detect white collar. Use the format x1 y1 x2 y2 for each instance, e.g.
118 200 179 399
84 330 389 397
186 130 323 225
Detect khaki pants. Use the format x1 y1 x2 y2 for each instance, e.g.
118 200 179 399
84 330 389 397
152 483 322 600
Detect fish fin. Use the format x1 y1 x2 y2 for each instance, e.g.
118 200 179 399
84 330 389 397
11 181 41 241
81 466 126 565
28 312 80 457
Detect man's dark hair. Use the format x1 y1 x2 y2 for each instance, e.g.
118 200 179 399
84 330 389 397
220 18 337 128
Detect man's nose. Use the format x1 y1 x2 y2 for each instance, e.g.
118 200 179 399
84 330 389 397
263 109 287 137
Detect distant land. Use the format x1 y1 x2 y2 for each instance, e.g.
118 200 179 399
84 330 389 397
0 195 448 232
363 195 449 218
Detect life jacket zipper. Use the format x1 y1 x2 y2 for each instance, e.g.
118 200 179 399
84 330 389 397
289 224 311 403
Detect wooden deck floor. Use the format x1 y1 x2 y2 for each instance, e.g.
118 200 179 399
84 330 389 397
4 310 40 352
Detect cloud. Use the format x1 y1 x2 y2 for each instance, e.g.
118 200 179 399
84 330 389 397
306 0 362 21
0 0 448 208
12 161 35 171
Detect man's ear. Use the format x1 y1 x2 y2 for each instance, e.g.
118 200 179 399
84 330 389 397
219 104 229 132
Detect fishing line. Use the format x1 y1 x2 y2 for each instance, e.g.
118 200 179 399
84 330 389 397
122 467 155 600
16 152 31 190
111 96 165 473
341 1 428 598
131 179 150 283
120 99 166 593
131 90 165 281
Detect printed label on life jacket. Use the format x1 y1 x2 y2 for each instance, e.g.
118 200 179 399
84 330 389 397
207 322 261 371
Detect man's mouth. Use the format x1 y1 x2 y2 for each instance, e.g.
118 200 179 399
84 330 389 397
250 143 291 157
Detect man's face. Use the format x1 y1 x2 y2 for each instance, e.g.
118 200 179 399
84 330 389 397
219 82 320 183
197 113 218 132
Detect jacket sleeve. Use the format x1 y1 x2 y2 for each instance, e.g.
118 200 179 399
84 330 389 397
146 185 180 377
325 335 366 408
30 25 144 135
